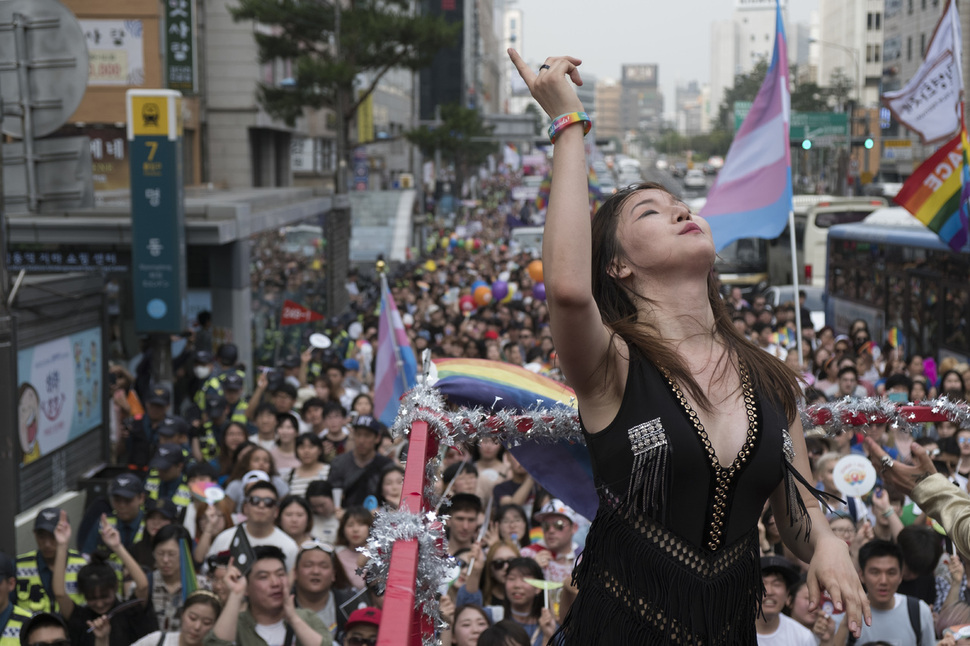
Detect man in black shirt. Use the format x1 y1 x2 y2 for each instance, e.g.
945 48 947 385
326 416 391 508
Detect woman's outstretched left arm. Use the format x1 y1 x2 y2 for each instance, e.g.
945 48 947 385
769 416 871 638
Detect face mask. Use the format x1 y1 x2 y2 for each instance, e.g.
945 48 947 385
194 365 212 379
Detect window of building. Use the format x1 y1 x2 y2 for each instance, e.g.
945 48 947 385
921 33 926 57
874 44 881 62
907 36 912 61
907 0 913 13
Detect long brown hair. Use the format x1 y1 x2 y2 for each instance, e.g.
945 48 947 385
589 182 800 422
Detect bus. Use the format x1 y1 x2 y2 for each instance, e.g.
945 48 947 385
826 207 970 361
766 196 887 287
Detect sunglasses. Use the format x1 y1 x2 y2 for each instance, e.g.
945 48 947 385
29 642 71 646
346 637 377 646
491 558 512 570
542 519 568 531
959 438 970 445
300 539 334 553
247 495 278 508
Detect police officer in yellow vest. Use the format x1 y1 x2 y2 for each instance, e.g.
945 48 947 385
196 393 229 464
15 508 86 614
221 372 250 425
0 552 32 645
81 474 146 556
144 445 192 516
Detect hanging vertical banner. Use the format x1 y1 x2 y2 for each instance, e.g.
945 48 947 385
164 0 196 93
127 90 187 333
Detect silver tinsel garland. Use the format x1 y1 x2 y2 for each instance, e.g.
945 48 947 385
802 396 970 436
358 508 452 645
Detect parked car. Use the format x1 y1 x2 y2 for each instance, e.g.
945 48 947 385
683 169 707 189
671 162 688 178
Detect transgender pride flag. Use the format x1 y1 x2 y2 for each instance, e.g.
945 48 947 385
701 0 792 252
374 274 418 426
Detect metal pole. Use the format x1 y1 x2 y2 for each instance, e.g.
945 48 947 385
13 13 37 212
788 210 803 374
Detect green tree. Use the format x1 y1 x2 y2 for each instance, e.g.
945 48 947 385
230 0 460 193
828 68 854 112
405 103 497 190
715 59 769 132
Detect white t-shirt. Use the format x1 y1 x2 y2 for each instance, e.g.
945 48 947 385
254 619 288 646
207 524 299 571
131 633 180 646
756 614 815 646
834 593 935 646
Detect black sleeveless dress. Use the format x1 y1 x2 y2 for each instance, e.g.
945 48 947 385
556 351 815 645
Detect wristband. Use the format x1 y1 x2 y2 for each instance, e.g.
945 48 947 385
881 508 895 518
548 111 592 144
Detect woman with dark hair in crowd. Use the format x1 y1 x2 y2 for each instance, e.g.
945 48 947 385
508 49 866 644
269 412 301 471
286 432 330 498
501 558 557 646
212 422 249 482
495 504 530 549
150 524 211 632
276 495 315 546
377 464 405 511
130 590 223 646
335 506 374 590
52 511 157 646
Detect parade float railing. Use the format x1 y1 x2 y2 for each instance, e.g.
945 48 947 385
371 392 970 646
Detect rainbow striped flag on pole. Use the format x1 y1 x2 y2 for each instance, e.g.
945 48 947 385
894 124 970 252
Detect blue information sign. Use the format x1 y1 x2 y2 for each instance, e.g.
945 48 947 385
127 90 187 333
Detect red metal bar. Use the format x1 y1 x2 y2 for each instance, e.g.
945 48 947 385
807 404 950 427
378 420 439 646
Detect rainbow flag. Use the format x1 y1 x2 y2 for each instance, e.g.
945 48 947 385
894 125 970 252
432 358 597 521
534 170 552 211
529 526 545 545
888 327 901 349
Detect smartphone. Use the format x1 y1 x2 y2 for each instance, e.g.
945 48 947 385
888 391 908 403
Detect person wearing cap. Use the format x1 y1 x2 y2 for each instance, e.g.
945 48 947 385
188 350 217 410
220 372 249 425
125 386 173 471
18 611 70 646
278 353 306 390
15 509 87 614
326 416 391 508
292 540 357 638
0 551 33 646
205 545 332 646
195 393 229 464
82 473 147 557
756 556 815 645
521 499 583 585
145 444 192 513
338 607 380 646
340 359 368 401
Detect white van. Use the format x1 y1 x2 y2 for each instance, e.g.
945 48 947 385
510 226 544 255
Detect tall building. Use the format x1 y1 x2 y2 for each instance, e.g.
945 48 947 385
815 0 883 107
501 7 523 113
594 79 622 144
675 81 704 137
620 64 663 142
708 0 805 131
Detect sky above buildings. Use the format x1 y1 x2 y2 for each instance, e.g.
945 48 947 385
511 0 817 119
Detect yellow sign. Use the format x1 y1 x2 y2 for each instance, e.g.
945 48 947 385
130 95 169 136
883 139 912 148
357 91 374 144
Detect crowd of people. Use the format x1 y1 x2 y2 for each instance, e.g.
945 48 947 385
5 163 970 645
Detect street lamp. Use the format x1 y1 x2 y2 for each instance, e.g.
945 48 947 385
810 37 863 108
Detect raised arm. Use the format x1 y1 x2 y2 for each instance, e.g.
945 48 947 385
99 514 149 601
769 417 870 638
52 510 76 619
507 51 619 411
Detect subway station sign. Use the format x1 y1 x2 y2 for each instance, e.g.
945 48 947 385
127 90 187 333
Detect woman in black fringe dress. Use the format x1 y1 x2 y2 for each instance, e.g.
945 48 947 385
507 49 871 645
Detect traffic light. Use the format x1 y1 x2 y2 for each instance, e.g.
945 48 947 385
864 137 874 149
801 139 812 150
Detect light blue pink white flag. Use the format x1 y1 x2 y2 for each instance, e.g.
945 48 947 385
374 274 418 426
701 0 792 252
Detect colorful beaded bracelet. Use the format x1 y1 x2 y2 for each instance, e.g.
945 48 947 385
547 111 592 144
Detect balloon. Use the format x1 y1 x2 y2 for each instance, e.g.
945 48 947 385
471 280 487 293
441 237 450 248
456 239 465 249
473 239 482 251
458 295 475 314
425 259 437 272
533 282 546 301
491 280 509 302
528 260 544 282
473 285 493 307
501 283 518 303
466 238 476 252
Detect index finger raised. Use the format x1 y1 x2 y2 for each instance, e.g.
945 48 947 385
507 48 535 84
